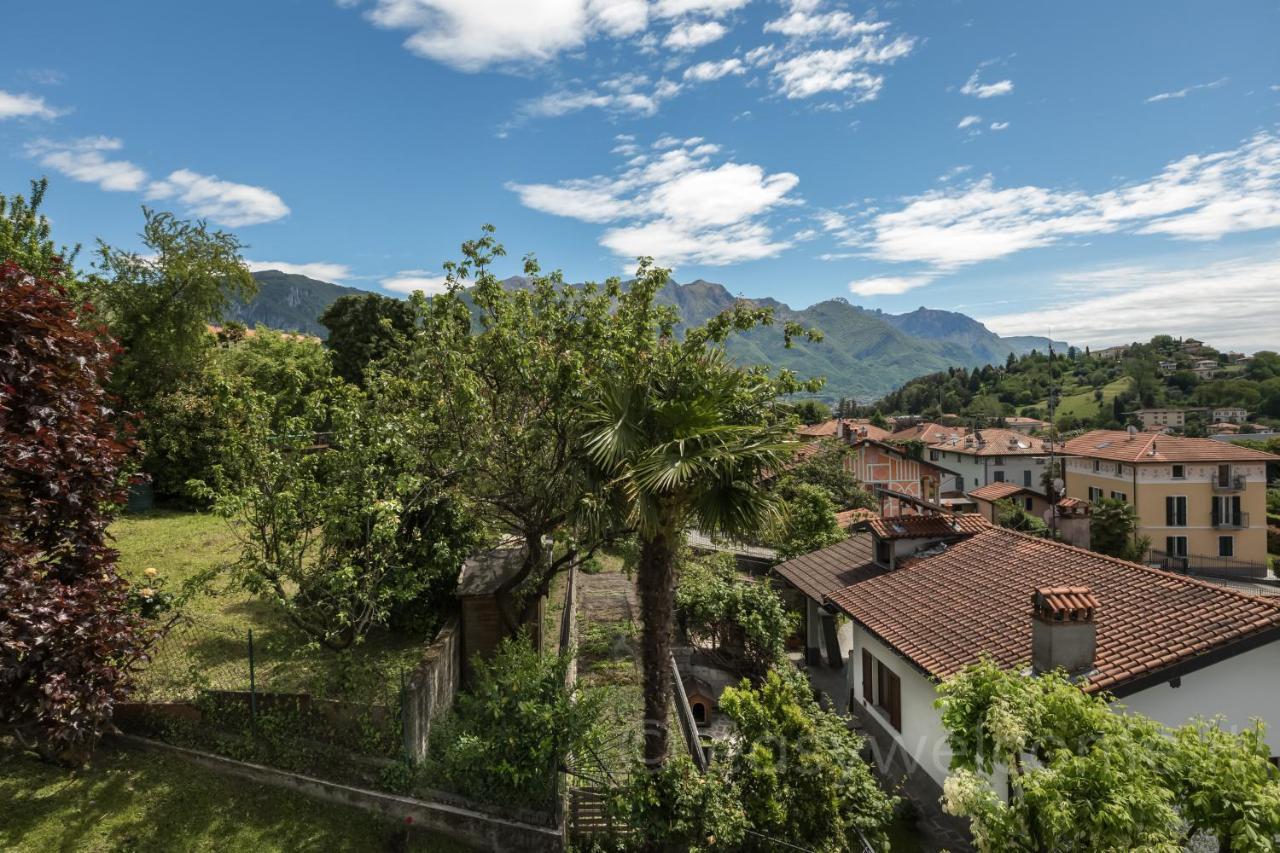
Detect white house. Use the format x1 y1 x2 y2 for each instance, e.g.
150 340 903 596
1212 406 1249 424
918 428 1064 496
774 515 1280 839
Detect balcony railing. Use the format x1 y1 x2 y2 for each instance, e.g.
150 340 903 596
1211 511 1249 529
1211 474 1247 493
1149 549 1268 579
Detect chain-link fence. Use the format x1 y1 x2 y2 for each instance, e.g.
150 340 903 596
124 614 409 788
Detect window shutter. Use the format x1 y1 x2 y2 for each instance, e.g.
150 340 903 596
1166 496 1174 526
887 671 902 732
1232 496 1242 525
861 650 873 701
1212 498 1221 526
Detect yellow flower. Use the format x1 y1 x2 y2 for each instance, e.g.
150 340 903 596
144 567 159 578
140 587 155 598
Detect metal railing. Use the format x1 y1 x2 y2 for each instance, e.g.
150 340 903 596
1212 511 1250 529
1211 474 1247 493
1150 549 1268 579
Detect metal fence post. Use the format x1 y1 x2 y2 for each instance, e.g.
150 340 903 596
248 629 257 737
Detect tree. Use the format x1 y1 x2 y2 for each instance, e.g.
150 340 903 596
792 398 831 425
718 668 898 851
1089 497 1149 561
993 498 1048 536
768 482 846 559
676 553 796 671
0 178 78 283
779 438 876 510
88 209 255 414
937 661 1280 852
584 279 816 766
319 292 416 386
0 261 149 763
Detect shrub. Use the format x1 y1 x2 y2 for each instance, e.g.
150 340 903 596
0 261 150 764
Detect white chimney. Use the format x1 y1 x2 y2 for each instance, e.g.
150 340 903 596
1031 587 1097 677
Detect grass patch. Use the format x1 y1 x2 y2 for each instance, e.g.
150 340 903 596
0 744 472 853
112 510 426 706
1021 376 1132 421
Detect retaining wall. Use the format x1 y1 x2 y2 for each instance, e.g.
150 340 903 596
402 616 461 763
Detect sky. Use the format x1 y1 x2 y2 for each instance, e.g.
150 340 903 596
2 0 1279 350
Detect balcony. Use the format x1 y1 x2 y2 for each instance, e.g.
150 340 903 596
1150 549 1268 579
1210 474 1247 493
1211 511 1249 529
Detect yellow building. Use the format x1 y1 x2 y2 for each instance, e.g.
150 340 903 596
1063 430 1278 575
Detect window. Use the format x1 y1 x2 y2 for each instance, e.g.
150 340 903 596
1023 470 1032 487
1110 491 1127 502
1024 497 1034 511
1089 486 1104 502
1171 464 1185 480
875 537 892 567
1219 536 1235 558
861 650 902 732
993 457 1004 467
1115 462 1125 475
1165 496 1187 527
974 477 980 489
1093 460 1102 473
994 470 1006 483
1213 495 1244 527
1217 464 1232 488
1165 535 1188 557
929 449 940 461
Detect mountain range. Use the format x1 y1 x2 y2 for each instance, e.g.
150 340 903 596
238 270 1062 401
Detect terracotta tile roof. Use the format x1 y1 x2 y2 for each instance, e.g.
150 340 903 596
1056 496 1090 510
1005 417 1049 426
1063 430 1280 464
772 534 885 602
1035 586 1099 619
887 422 969 446
825 526 1280 694
834 508 878 529
797 419 891 441
859 513 990 540
968 481 1031 502
939 428 1062 457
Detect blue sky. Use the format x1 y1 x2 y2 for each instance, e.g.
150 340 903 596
3 0 1279 349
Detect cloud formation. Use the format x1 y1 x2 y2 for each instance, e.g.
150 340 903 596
683 57 745 82
960 68 1013 98
663 19 726 49
147 169 291 227
848 274 935 296
247 260 352 282
380 269 452 294
25 137 147 192
0 89 65 120
508 136 801 267
1146 77 1228 103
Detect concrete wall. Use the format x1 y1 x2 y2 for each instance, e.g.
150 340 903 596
403 617 461 764
1120 640 1280 758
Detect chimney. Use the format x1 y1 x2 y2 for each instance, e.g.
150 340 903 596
1031 586 1097 677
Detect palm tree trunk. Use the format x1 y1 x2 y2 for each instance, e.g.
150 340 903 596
638 525 679 768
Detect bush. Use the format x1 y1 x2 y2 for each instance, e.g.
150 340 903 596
676 554 796 670
424 636 600 810
0 261 150 764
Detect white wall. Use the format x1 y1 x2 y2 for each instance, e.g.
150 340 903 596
930 448 1050 495
1119 640 1280 756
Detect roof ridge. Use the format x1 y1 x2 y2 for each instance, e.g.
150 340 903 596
988 525 1280 610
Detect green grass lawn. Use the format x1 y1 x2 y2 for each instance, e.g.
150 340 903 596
1021 376 1132 421
0 744 471 853
111 510 427 705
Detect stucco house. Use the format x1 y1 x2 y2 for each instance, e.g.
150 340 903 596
916 428 1064 496
774 515 1280 834
967 480 1051 521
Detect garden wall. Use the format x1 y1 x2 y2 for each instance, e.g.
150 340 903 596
402 616 461 763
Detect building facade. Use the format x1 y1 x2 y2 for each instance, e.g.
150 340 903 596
921 428 1062 496
1063 430 1277 574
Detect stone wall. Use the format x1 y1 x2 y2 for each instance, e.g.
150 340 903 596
402 616 461 763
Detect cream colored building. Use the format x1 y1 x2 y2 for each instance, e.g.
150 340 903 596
1129 408 1191 430
1063 430 1278 574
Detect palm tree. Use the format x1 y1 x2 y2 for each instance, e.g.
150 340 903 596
584 345 794 767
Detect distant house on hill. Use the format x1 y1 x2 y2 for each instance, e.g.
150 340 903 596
1128 407 1192 431
1003 416 1049 434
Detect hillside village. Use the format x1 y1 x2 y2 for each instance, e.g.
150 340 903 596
4 4 1280 850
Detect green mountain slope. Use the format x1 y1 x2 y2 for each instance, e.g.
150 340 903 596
230 272 1063 399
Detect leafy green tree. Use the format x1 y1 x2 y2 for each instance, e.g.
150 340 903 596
937 661 1280 852
792 399 831 425
768 482 846 559
676 553 796 670
319 292 415 386
584 281 816 766
779 438 876 509
993 498 1048 536
718 668 898 851
1089 497 1149 561
607 755 749 852
0 179 78 283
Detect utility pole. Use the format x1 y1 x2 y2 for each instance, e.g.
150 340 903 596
1048 331 1060 536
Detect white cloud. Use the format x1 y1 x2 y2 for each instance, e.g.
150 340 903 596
514 73 681 123
982 254 1280 349
683 57 745 82
1146 77 1228 103
247 260 352 282
664 19 726 50
769 35 914 100
25 137 147 192
960 69 1013 98
653 0 748 16
0 89 65 120
855 131 1280 270
380 269 453 295
957 114 981 129
146 169 290 227
990 120 1009 131
763 8 887 40
588 0 649 36
848 274 935 296
508 136 800 267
